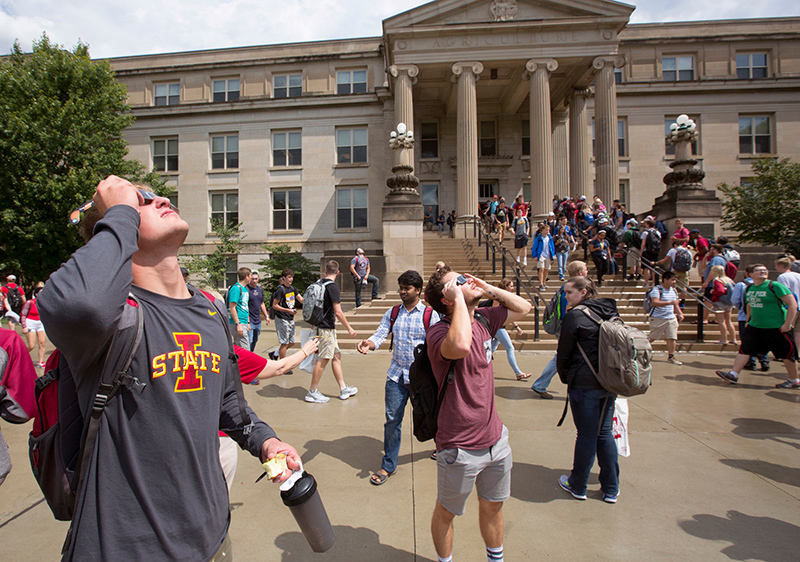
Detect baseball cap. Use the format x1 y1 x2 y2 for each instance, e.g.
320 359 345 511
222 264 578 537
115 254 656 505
6 275 16 282
626 218 638 226
548 211 555 216
689 229 700 235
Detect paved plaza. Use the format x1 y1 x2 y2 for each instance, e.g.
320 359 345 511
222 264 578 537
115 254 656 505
1 330 799 561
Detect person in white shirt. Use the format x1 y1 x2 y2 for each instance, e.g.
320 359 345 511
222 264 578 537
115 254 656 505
775 256 800 352
648 272 684 364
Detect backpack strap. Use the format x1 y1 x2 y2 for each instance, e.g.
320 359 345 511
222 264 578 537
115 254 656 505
388 305 401 351
63 294 144 554
422 306 434 331
201 291 254 437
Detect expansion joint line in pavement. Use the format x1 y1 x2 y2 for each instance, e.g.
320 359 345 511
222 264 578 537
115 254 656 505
629 401 800 502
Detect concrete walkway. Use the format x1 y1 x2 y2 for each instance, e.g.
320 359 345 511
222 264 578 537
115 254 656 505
1 329 799 560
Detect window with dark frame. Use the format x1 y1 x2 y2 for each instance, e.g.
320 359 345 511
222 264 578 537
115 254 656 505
480 121 497 157
211 135 239 169
213 79 240 102
420 122 438 159
274 74 302 98
337 128 367 164
153 139 178 172
662 56 694 81
336 188 368 229
521 120 530 157
155 83 180 106
272 189 302 230
336 70 367 95
738 116 771 155
736 53 768 79
210 192 238 228
273 131 302 166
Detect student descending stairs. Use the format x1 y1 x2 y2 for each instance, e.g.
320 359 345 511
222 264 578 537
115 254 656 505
332 232 738 353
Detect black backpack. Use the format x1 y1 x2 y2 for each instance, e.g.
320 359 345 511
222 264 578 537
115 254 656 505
645 229 662 254
7 286 23 314
408 313 490 443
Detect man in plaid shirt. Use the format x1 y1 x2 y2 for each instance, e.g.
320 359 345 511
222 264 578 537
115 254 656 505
357 269 440 485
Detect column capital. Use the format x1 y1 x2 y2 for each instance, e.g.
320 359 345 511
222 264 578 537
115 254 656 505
388 64 419 79
552 109 569 124
525 58 558 76
451 61 484 78
566 87 593 104
592 55 625 71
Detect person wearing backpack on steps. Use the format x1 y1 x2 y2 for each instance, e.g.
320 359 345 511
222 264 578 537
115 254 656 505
357 270 440 486
305 260 358 403
647 272 685 365
424 267 531 562
556 276 620 503
38 175 302 561
707 265 737 345
716 264 799 388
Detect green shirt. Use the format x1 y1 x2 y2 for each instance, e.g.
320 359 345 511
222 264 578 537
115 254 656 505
745 280 791 329
226 282 250 325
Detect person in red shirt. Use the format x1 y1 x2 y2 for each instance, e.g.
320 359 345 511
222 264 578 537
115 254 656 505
21 282 47 368
671 219 690 247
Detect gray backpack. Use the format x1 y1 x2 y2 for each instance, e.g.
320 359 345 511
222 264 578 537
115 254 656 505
575 305 652 397
302 279 331 326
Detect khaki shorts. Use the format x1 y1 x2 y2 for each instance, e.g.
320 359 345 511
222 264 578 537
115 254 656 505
317 328 340 360
650 316 679 340
537 257 551 270
436 425 512 516
674 270 688 287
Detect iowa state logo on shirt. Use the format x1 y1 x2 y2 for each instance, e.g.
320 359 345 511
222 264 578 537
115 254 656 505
150 332 221 392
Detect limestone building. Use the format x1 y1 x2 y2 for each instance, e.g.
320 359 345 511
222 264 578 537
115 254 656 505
109 0 800 287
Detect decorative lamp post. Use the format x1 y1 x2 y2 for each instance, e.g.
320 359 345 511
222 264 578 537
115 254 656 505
664 114 705 190
386 122 420 196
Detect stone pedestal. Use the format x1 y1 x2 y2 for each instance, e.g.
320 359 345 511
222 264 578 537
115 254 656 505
383 165 424 292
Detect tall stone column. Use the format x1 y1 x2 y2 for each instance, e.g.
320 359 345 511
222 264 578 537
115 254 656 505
526 58 558 219
388 64 419 168
568 88 592 200
593 56 625 206
452 61 483 219
552 109 569 201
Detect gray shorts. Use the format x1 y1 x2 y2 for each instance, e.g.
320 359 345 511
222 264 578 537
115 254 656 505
275 317 296 345
436 425 512 516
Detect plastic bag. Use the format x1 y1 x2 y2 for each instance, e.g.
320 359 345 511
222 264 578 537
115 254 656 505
612 398 630 457
298 329 318 374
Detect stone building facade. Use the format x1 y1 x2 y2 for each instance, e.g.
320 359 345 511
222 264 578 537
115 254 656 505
108 0 800 287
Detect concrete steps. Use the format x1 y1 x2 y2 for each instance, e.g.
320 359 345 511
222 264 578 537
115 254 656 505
331 235 730 352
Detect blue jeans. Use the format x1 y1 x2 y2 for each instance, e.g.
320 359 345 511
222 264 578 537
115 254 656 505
556 251 569 279
383 379 410 474
567 388 619 496
491 328 522 376
353 275 380 307
249 322 262 351
532 353 558 392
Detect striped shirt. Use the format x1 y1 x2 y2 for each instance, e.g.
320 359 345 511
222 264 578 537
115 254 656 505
368 301 440 384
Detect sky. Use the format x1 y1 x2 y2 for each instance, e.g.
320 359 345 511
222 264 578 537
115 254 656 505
1 0 797 59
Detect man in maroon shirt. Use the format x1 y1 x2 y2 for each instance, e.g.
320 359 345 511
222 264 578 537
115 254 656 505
424 267 531 562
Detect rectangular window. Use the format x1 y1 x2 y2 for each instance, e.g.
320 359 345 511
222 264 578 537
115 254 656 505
336 188 368 229
210 191 238 228
167 193 179 209
522 182 531 203
212 78 240 102
154 83 180 106
223 258 238 289
736 53 768 79
211 135 239 169
272 189 302 230
273 131 302 166
421 184 439 220
619 180 629 206
478 182 496 200
664 116 700 156
739 116 771 155
615 67 623 84
420 122 439 159
521 120 530 157
153 138 178 172
480 121 497 157
274 74 302 98
662 56 694 81
336 128 367 164
617 118 627 157
336 70 367 94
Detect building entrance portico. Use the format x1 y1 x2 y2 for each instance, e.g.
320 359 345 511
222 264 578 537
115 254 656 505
383 0 632 219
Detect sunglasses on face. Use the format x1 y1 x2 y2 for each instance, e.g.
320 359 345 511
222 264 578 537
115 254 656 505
456 275 468 286
69 189 178 225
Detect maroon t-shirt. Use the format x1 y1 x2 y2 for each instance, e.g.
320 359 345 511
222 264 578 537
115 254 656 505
427 306 507 452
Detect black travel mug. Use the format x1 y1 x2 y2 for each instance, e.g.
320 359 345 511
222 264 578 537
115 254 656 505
280 471 335 552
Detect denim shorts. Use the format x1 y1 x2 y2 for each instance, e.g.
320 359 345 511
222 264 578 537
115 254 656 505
436 425 512 516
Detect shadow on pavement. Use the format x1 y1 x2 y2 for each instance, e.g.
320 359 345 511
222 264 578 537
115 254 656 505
275 525 433 561
510 462 570 503
719 459 800 488
679 510 800 562
302 435 416 480
663 373 775 390
765 390 800 404
257 384 309 401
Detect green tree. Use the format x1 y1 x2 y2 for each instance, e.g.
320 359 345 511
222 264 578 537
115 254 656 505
0 34 163 283
718 158 800 256
183 220 245 289
256 244 319 294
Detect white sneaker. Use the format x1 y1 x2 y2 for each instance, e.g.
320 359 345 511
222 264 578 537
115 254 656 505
340 386 358 400
516 256 520 262
523 258 528 266
667 356 683 365
305 389 330 403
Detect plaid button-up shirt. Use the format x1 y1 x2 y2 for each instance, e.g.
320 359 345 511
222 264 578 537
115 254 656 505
368 301 440 384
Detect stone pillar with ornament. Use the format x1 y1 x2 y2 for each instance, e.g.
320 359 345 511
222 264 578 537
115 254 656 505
382 120 424 292
651 114 721 241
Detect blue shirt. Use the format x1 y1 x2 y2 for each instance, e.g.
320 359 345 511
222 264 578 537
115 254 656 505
732 278 753 322
367 301 440 384
247 285 265 325
704 255 727 282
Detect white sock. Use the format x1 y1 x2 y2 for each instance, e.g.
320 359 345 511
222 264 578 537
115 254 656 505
438 554 453 562
730 371 739 378
487 545 504 562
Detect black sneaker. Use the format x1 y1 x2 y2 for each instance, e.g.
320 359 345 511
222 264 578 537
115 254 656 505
760 362 770 372
715 370 739 384
744 362 757 371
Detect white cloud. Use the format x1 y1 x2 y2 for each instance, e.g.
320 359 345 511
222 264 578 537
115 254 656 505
1 0 797 58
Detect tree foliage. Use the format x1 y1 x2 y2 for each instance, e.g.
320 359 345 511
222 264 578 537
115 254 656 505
718 158 800 256
183 220 245 289
0 34 162 283
256 244 319 294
